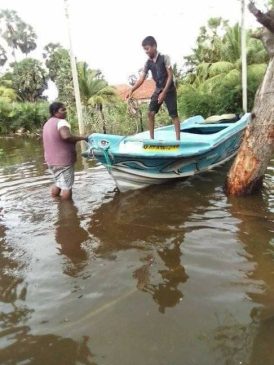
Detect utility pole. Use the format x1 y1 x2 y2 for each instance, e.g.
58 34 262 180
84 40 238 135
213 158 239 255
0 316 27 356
241 0 248 113
64 0 85 135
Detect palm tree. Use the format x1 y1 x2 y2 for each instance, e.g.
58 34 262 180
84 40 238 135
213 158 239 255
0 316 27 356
180 22 268 114
77 62 117 133
0 10 37 60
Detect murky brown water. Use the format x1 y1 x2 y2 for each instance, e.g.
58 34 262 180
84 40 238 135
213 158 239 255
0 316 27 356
0 136 273 365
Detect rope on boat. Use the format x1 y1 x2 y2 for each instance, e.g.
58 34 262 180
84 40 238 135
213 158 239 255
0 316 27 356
127 98 142 133
100 145 113 172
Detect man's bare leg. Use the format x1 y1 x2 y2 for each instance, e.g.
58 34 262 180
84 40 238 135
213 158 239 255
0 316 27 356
51 185 61 198
148 111 156 139
172 117 181 140
61 189 72 201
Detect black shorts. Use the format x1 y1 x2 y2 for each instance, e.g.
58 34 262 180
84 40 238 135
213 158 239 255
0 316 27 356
149 88 178 118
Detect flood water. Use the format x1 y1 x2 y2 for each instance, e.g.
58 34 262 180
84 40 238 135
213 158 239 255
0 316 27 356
0 136 273 365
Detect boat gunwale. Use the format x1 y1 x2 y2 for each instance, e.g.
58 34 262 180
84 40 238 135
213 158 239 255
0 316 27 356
91 126 246 160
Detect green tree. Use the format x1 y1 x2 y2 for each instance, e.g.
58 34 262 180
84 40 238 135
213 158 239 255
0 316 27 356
43 45 118 132
9 58 48 101
77 62 117 133
0 9 37 61
43 43 65 80
172 62 183 86
0 45 7 66
77 62 116 105
43 43 74 106
184 17 229 68
179 20 268 116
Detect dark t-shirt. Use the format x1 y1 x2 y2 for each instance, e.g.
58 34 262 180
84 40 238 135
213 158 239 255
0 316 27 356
143 53 175 92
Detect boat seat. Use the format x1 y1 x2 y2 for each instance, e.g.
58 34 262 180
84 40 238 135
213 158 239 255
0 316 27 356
204 113 240 124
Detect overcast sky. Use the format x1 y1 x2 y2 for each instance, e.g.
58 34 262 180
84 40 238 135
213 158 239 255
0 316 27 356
0 0 266 88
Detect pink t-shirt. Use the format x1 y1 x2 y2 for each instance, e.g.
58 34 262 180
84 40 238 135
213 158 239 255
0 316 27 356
43 117 76 166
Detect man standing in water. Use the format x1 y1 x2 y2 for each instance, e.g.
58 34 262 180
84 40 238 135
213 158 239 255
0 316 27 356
127 36 180 140
43 102 88 200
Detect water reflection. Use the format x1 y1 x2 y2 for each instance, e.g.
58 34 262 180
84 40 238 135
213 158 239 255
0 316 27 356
0 208 32 331
89 184 201 250
55 201 89 277
228 194 274 365
211 190 274 365
0 136 44 172
0 331 97 365
134 238 188 313
229 195 274 309
1 135 274 365
88 184 205 312
249 317 274 365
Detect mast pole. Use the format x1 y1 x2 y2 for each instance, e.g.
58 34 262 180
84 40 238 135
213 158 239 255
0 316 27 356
241 0 248 113
64 0 85 134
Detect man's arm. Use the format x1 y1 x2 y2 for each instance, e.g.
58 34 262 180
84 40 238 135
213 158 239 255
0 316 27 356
59 126 88 143
162 67 173 94
158 56 174 104
127 73 146 99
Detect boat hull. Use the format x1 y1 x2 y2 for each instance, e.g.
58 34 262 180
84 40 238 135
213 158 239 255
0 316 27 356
84 114 250 192
109 151 237 192
96 130 243 192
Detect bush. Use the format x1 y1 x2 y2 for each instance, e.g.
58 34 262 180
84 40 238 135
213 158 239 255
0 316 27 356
0 101 49 134
177 69 264 119
178 86 221 118
0 100 12 134
82 101 171 136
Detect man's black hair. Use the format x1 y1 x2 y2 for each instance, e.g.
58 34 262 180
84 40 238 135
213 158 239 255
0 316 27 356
49 101 65 116
142 36 157 47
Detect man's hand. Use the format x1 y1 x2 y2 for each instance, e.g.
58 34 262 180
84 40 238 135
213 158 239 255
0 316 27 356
59 126 88 143
126 88 133 100
158 91 166 104
126 74 145 99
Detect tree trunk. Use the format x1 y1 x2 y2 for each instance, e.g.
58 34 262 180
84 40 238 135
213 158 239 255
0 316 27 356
98 104 107 134
226 4 274 196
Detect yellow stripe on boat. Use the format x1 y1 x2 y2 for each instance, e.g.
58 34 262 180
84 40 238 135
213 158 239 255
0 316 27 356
143 145 179 151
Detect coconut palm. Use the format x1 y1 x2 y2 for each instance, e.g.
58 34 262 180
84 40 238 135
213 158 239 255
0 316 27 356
180 21 268 116
77 62 118 133
0 10 37 60
189 24 267 86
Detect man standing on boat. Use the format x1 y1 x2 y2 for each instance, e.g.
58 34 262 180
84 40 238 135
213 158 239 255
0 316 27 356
127 36 180 140
43 102 88 200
